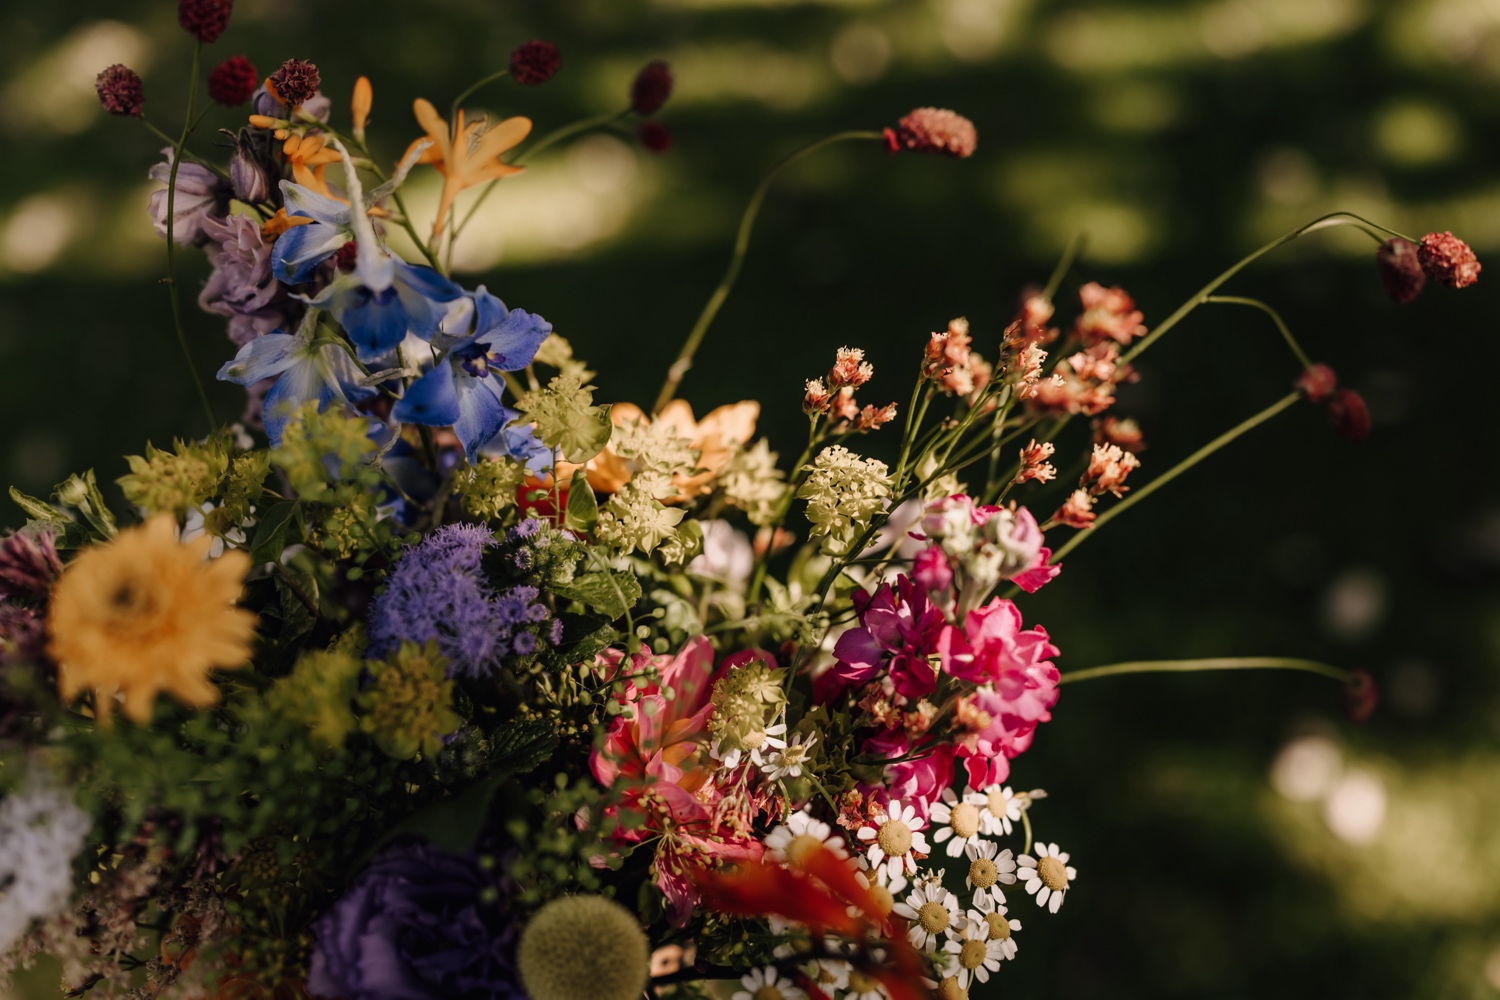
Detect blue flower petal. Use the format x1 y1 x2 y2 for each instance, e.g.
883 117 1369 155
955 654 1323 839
392 262 462 340
480 411 553 474
451 374 509 462
217 330 300 386
477 308 551 371
261 358 326 446
392 360 461 428
337 286 410 362
273 221 350 284
280 181 353 226
469 285 509 334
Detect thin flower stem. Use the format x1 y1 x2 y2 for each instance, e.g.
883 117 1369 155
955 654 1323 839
450 69 510 131
139 118 230 178
746 421 821 608
1046 390 1301 566
1021 809 1033 857
164 42 218 431
1203 295 1314 369
1041 231 1087 302
1059 656 1349 685
652 130 886 414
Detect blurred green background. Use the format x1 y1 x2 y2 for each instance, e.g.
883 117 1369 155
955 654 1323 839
2 0 1499 996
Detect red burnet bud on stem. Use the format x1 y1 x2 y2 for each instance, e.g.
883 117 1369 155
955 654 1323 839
638 120 672 153
1343 669 1378 722
883 107 977 158
178 0 234 44
96 64 144 117
268 58 321 109
1295 363 1338 404
1375 239 1425 304
1417 231 1481 289
509 40 561 85
631 61 674 116
208 55 258 106
1326 388 1371 442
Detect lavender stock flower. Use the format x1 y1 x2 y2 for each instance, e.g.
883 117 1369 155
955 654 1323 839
199 214 282 317
147 148 230 246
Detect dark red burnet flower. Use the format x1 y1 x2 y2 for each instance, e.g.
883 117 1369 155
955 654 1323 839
1375 238 1425 304
638 120 672 154
1343 669 1378 722
96 64 144 117
630 60 674 116
268 58 321 109
1326 388 1371 442
1417 231 1481 289
1295 363 1339 404
178 0 234 44
208 55 258 106
509 40 561 85
883 107 977 158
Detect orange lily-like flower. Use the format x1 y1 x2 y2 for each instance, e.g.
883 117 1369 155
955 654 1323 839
281 131 344 199
351 75 373 141
404 99 531 238
569 399 760 499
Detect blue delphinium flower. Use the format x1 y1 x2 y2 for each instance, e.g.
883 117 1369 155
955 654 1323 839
369 523 556 678
269 181 353 284
393 286 552 461
215 313 373 446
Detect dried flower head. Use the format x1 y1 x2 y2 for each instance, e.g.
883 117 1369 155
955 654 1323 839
803 378 832 415
855 402 899 431
1082 443 1139 498
178 0 234 43
1053 490 1096 530
96 64 144 117
631 60 674 116
1417 231 1481 289
1014 439 1057 486
268 58 321 109
1295 363 1338 404
829 346 874 389
208 55 257 106
1375 238 1425 304
1092 415 1144 453
885 107 978 158
1074 282 1146 346
1326 388 1371 442
510 39 562 85
638 120 673 153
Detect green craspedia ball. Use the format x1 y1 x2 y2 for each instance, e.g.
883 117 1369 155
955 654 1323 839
517 895 649 1000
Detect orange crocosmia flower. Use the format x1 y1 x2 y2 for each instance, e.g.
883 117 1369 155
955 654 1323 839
281 132 344 199
564 399 760 499
693 857 865 939
404 99 530 238
261 208 315 242
351 75 373 134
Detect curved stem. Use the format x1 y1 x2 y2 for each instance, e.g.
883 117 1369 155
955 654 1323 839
1041 231 1087 302
450 69 510 129
1204 295 1314 369
164 42 217 431
1060 656 1348 685
1021 809 1033 856
652 130 885 414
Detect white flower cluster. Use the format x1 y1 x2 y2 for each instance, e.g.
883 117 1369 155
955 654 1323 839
720 439 788 527
0 777 92 953
797 446 892 556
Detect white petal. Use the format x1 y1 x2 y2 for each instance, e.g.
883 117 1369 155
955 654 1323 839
945 838 964 858
1035 885 1049 905
1049 890 1064 913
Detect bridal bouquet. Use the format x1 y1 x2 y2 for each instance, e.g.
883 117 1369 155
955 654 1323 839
0 2 1479 998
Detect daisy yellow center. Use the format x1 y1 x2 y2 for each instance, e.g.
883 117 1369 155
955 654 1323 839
950 803 981 839
985 789 1008 818
984 912 1012 940
959 940 988 971
968 857 998 888
876 819 912 856
939 976 969 1000
753 987 785 1000
1037 856 1068 891
848 970 878 992
867 884 895 916
917 900 950 933
742 730 768 750
784 833 823 866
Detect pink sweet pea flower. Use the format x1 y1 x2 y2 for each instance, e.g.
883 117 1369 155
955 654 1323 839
832 575 955 700
861 729 956 820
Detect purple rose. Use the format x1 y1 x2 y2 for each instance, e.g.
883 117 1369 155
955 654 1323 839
147 148 230 246
307 843 524 1000
199 214 282 317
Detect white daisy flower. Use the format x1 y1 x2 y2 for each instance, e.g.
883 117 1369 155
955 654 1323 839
713 723 789 770
1016 841 1076 913
891 873 962 952
940 916 1006 987
765 809 848 864
730 965 805 1000
761 731 817 781
844 953 893 1000
805 951 852 993
855 799 931 880
977 784 1023 837
181 501 254 558
962 839 1016 908
929 787 987 858
966 901 1021 960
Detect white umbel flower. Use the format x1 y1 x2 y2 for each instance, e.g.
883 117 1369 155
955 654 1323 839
962 839 1016 908
1017 841 1075 913
977 784 1023 836
941 917 1006 987
0 777 91 952
730 965 805 1000
929 787 986 858
856 799 931 880
765 810 848 864
891 874 962 952
762 731 817 781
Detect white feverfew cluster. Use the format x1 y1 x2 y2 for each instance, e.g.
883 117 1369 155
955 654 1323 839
720 439 788 527
797 446 891 556
0 778 92 952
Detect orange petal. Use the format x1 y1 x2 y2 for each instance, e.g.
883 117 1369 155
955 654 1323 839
412 98 452 157
352 76 373 132
472 115 533 164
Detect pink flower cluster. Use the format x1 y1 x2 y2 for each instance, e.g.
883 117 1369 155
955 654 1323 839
910 494 1059 616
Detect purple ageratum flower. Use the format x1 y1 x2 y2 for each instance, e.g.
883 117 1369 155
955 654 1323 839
831 574 956 700
148 148 230 246
369 523 555 678
393 286 551 461
199 213 282 317
307 842 525 1000
215 314 372 446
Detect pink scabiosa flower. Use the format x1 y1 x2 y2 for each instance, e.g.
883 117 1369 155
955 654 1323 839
1295 363 1338 404
1417 231 1481 289
631 60 674 115
208 55 257 106
178 0 233 43
831 575 955 700
509 40 561 85
1073 282 1146 346
884 107 977 158
1375 238 1425 303
96 64 144 117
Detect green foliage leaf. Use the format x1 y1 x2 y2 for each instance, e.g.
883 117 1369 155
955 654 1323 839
554 570 642 621
545 613 620 669
564 468 598 533
9 486 68 527
250 500 299 565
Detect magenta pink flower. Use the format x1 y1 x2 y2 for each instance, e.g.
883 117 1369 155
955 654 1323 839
860 730 955 820
832 575 955 699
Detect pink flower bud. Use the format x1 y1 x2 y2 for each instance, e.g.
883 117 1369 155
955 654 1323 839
1417 231 1481 289
1295 364 1338 404
884 107 977 158
631 61 674 116
208 55 258 106
1327 388 1371 442
1374 238 1425 304
509 40 561 85
96 64 144 117
1343 669 1378 722
178 0 234 43
637 120 672 154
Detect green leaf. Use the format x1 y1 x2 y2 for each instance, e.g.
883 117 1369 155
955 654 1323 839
54 470 116 537
554 570 642 621
564 469 598 533
9 487 68 527
544 613 619 668
250 501 299 565
556 404 612 464
489 717 559 777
